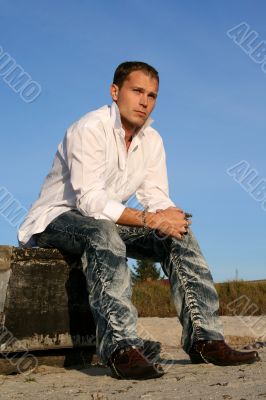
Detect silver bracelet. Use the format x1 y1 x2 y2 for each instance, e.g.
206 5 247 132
142 209 148 229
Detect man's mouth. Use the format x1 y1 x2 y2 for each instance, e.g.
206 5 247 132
135 110 146 117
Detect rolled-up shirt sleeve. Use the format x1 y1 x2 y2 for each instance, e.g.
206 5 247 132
136 136 175 211
65 121 125 222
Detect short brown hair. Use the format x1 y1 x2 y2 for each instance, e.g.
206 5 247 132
113 61 159 88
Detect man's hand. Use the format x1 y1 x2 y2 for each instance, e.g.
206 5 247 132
116 206 192 241
148 206 192 240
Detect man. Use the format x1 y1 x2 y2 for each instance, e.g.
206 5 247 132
18 61 259 380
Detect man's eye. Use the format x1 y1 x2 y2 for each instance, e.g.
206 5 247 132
133 88 141 92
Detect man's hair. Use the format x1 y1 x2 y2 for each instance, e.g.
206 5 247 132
113 61 159 88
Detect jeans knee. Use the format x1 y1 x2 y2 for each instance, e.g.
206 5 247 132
88 220 126 256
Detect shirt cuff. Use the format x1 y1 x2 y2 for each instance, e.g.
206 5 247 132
102 199 126 222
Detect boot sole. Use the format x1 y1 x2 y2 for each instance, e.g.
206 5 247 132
190 354 261 366
109 363 165 380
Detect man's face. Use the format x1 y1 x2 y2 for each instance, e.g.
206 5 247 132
110 70 158 132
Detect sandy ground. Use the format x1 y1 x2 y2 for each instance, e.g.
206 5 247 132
0 317 265 400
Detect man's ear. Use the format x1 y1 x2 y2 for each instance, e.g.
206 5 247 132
110 83 119 101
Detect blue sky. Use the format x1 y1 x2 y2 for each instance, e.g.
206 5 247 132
0 0 265 282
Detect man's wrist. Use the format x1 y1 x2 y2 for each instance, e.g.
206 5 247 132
116 207 159 229
145 211 158 229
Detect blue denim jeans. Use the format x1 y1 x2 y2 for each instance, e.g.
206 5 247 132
33 209 224 364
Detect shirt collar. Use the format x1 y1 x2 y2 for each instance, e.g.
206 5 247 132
110 101 154 138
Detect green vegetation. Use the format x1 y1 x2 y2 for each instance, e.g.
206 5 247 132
132 259 161 282
132 280 266 317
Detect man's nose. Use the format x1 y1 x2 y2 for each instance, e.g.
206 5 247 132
139 94 148 107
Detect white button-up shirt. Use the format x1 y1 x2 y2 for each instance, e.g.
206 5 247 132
18 102 175 246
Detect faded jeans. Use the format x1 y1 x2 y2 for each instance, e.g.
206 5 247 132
33 209 224 364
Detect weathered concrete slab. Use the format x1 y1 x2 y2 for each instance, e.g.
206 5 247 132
0 245 96 354
0 348 99 375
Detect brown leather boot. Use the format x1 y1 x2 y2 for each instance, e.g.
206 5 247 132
108 345 165 380
189 340 260 366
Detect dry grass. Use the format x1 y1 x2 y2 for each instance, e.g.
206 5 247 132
132 279 266 317
216 280 266 316
132 280 176 317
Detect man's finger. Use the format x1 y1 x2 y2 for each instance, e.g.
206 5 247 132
185 212 192 219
